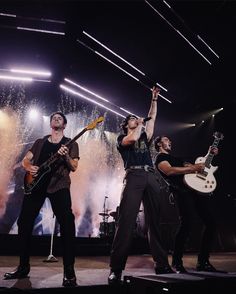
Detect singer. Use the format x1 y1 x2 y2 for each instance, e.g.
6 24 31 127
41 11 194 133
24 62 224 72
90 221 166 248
108 87 174 285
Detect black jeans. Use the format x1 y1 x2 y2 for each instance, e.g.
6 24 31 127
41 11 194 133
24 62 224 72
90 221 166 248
110 169 169 271
17 188 75 268
172 189 216 264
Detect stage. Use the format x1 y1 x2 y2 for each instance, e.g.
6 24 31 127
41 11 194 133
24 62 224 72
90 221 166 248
1 253 236 293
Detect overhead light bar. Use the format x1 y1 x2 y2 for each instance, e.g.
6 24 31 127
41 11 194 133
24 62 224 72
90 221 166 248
60 84 126 118
64 78 140 117
17 26 65 35
145 0 212 65
10 68 51 77
64 78 109 102
0 13 16 17
83 31 168 92
83 31 145 76
95 51 140 82
159 93 172 104
161 1 219 59
0 75 32 82
77 39 172 103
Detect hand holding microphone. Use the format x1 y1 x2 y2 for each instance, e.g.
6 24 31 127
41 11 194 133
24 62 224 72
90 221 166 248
143 117 152 122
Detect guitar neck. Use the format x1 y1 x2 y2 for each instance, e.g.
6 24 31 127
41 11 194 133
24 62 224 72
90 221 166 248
205 138 220 168
64 128 88 148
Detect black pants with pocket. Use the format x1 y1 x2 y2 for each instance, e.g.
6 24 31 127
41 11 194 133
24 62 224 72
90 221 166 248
110 169 169 271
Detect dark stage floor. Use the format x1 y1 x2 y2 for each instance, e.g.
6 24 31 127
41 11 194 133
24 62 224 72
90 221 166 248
0 253 236 293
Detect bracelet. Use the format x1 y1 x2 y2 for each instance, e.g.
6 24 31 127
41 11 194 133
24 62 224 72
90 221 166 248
152 99 157 101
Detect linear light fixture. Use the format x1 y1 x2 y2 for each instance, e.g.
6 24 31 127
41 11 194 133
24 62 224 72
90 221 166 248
60 84 126 118
17 26 65 35
64 78 109 102
0 75 32 82
83 31 168 92
10 68 51 77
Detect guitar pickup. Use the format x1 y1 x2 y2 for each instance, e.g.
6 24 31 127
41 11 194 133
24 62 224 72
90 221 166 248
196 171 208 180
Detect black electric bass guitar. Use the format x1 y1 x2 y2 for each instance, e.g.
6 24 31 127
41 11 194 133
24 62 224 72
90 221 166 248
24 116 104 195
183 131 224 195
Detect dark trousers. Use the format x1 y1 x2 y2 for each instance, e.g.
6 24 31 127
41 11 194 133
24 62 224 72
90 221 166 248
110 170 169 271
172 189 216 264
17 188 75 268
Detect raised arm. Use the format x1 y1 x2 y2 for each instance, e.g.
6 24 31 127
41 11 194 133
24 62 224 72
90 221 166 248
146 86 160 141
121 118 144 146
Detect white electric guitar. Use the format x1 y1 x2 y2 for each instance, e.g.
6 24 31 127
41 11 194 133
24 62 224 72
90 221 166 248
183 132 224 195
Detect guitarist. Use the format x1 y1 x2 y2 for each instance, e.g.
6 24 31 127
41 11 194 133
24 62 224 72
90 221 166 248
4 111 79 287
154 135 219 273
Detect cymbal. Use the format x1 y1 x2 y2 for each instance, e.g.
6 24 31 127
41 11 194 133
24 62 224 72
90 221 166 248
99 213 110 217
109 211 117 218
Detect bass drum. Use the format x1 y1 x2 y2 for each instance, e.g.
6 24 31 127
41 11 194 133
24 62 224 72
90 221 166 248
99 221 116 238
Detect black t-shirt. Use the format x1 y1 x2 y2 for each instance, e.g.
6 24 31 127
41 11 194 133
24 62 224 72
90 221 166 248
117 132 153 169
155 153 185 190
37 140 62 166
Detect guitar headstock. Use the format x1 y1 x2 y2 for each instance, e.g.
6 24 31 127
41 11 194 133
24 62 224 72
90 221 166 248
86 116 104 130
213 131 224 141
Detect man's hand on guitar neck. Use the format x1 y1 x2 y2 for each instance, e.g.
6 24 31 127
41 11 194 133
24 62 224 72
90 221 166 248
58 144 79 172
58 145 69 156
208 146 218 155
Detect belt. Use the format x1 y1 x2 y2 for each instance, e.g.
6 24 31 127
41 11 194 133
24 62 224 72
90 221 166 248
127 165 155 173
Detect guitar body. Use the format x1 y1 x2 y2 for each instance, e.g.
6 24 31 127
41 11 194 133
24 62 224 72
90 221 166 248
24 166 52 195
23 116 104 195
183 156 218 195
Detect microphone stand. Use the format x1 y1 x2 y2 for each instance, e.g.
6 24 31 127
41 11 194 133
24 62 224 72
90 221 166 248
43 214 58 262
103 195 108 236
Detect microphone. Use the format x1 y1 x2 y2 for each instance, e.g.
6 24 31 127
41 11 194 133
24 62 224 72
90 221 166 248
143 117 152 122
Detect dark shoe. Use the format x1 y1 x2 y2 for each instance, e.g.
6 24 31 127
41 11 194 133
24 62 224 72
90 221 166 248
155 265 175 274
172 261 188 273
62 266 77 287
4 264 30 280
196 260 217 272
108 270 122 285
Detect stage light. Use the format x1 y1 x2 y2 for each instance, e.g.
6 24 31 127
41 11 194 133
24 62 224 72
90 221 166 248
212 114 215 117
10 68 51 77
0 13 16 17
202 120 204 123
0 75 32 82
83 31 168 92
60 84 126 118
28 108 40 120
17 26 65 35
95 51 140 82
83 31 145 76
220 107 223 111
64 78 109 102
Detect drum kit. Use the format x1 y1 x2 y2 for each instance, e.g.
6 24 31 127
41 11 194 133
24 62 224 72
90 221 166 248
98 210 117 238
98 197 144 238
